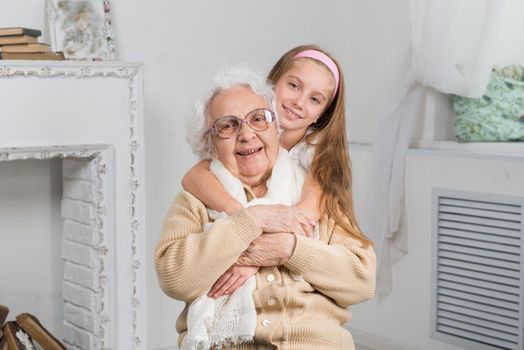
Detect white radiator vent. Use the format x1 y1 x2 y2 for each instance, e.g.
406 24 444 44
432 189 523 350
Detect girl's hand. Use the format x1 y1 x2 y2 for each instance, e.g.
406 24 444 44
247 204 314 237
207 266 260 298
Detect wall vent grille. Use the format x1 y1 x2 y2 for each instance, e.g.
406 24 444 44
432 189 523 350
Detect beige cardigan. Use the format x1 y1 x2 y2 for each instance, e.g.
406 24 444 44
155 191 376 350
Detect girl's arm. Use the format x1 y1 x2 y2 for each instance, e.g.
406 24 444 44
295 173 322 222
181 159 243 215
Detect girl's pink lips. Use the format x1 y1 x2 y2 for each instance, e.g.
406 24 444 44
282 105 303 120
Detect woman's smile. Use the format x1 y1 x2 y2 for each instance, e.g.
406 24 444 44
236 146 263 157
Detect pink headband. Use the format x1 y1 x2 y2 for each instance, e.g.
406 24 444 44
293 49 340 98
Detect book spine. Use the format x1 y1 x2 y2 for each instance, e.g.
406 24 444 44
0 44 50 53
0 35 38 45
0 28 42 37
0 52 65 60
21 28 42 37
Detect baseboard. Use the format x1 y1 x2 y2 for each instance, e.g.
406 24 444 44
352 328 420 350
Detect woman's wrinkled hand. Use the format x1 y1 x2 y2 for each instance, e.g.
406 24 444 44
236 232 297 267
247 204 314 237
207 266 260 298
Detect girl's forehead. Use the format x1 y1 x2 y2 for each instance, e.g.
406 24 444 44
289 58 333 76
284 59 335 92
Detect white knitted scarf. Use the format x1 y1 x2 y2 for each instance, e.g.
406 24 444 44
181 148 306 350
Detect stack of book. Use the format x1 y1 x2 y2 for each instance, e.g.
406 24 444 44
0 27 65 60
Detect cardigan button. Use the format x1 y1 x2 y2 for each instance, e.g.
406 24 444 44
267 298 276 306
291 273 304 282
262 319 270 327
266 274 275 282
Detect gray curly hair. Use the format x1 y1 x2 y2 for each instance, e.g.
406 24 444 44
186 65 275 159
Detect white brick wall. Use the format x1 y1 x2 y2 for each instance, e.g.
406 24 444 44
63 179 95 203
63 158 96 181
61 158 101 350
64 303 95 332
62 220 97 247
64 322 94 350
63 281 98 311
63 262 97 291
61 198 97 226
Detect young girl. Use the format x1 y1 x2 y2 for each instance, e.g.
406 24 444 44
183 45 372 296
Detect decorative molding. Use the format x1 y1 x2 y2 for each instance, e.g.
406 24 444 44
0 61 139 79
0 145 108 161
93 150 110 349
0 61 146 349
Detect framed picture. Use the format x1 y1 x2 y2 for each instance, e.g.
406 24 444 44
47 0 116 61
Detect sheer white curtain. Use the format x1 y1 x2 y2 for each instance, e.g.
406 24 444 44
363 0 524 297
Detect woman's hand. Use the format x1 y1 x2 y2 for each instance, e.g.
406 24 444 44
247 204 314 237
236 232 297 267
207 266 260 298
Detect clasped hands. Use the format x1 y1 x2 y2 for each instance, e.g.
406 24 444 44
207 204 315 298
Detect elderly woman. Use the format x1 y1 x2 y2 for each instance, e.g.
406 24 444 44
155 67 375 350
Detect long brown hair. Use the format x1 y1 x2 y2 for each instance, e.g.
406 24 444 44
268 45 372 247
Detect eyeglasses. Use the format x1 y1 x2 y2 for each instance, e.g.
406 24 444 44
208 108 275 138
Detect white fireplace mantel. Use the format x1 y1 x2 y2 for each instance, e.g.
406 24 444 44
0 61 146 350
